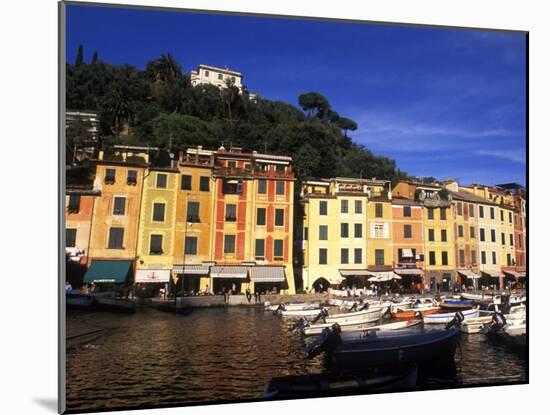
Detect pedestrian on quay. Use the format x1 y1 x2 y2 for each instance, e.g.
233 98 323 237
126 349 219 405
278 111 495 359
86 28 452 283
231 282 236 294
65 281 73 293
245 287 252 303
255 290 261 304
205 285 211 296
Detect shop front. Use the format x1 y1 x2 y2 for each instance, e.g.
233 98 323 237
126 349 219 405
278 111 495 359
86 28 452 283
134 269 171 298
480 270 501 290
210 265 249 294
338 269 370 289
173 263 212 295
393 267 424 292
250 266 287 294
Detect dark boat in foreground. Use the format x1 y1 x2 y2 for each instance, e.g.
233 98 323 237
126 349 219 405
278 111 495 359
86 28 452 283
264 365 418 399
308 314 463 370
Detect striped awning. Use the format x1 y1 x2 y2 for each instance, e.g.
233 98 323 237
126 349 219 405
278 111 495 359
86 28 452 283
210 266 249 279
457 269 481 279
394 268 423 276
518 272 526 278
251 266 285 282
503 270 522 278
339 269 370 277
367 271 402 281
173 264 210 275
481 270 501 278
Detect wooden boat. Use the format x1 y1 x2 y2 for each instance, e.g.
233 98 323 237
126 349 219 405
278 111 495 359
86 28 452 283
93 297 136 313
460 316 493 333
263 365 418 399
439 299 473 310
339 320 422 342
66 292 94 308
391 307 440 320
307 322 461 370
423 307 479 324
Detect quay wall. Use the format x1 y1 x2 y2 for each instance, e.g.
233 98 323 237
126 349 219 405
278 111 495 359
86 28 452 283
175 292 329 309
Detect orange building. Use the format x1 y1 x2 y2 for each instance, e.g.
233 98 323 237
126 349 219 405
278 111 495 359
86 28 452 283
391 198 424 290
211 147 296 294
85 147 150 285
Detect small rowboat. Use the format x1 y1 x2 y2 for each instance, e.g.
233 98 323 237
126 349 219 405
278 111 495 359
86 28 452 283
460 316 493 333
339 320 422 342
439 300 473 310
392 307 440 320
423 307 479 324
324 307 384 325
279 308 324 318
265 302 320 312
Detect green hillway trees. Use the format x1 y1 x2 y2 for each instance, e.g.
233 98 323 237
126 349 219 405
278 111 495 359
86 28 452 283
66 46 419 184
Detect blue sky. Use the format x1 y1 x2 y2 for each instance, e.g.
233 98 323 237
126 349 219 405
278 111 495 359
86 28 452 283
66 4 527 186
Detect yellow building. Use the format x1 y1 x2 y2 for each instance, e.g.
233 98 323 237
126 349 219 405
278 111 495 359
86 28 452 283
172 147 216 293
366 195 394 273
300 178 389 291
135 166 179 286
85 146 150 285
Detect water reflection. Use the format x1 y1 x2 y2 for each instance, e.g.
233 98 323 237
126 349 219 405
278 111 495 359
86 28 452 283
66 307 526 412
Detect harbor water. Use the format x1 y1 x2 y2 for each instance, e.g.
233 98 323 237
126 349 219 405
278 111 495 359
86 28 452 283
66 306 527 412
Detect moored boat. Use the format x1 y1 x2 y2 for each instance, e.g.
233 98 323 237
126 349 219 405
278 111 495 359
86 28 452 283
93 297 136 313
266 302 320 312
338 320 422 342
460 316 493 333
66 292 94 309
423 307 479 324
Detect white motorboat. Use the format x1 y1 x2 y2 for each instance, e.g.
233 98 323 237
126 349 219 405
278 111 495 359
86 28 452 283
279 308 324 318
324 306 384 325
265 302 320 312
423 307 479 324
301 307 384 336
460 316 493 333
338 320 423 342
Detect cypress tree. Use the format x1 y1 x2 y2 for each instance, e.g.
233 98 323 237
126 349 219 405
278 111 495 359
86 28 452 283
92 51 98 64
75 45 84 66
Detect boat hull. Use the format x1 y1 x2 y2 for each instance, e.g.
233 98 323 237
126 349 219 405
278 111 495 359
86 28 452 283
423 308 478 324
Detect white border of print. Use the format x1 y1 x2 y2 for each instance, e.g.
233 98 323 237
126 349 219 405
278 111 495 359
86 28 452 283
2 0 546 415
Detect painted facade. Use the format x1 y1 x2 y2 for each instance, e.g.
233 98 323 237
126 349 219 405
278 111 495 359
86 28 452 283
65 186 100 265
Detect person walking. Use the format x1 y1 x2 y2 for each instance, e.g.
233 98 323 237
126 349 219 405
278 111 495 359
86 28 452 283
245 287 252 303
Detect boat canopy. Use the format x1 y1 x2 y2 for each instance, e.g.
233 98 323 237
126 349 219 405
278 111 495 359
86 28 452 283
84 260 132 283
135 269 170 283
457 269 481 279
210 266 248 279
173 264 211 275
251 266 285 282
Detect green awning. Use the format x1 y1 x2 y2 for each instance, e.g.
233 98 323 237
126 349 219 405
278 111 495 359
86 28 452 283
84 260 132 283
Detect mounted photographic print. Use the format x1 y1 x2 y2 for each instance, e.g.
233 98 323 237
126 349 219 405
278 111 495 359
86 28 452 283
59 1 528 413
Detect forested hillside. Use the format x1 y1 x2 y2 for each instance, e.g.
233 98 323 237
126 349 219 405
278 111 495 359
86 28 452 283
66 48 410 182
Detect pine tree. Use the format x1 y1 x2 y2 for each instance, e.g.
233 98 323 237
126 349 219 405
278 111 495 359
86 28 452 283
92 51 98 64
75 45 84 66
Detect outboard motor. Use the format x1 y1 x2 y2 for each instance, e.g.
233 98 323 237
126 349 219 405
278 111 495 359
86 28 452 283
289 317 309 333
359 302 370 311
445 311 465 330
274 303 286 315
310 307 329 324
306 323 342 358
481 312 507 335
500 302 511 315
348 302 358 313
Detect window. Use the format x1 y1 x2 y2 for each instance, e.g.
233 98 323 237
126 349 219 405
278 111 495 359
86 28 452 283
375 203 383 218
354 223 363 238
66 229 77 247
319 201 328 215
340 223 349 238
199 176 209 191
481 251 487 265
373 223 386 238
428 208 434 220
471 250 477 265
510 234 514 246
258 179 267 194
480 228 486 242
441 251 448 266
276 181 285 195
440 207 447 220
231 76 236 83
354 248 362 264
112 197 126 215
469 204 474 217
218 73 223 80
500 209 504 222
222 179 243 194
490 207 495 220
479 205 484 218
501 232 506 245
274 240 284 259
180 175 192 190
275 164 285 173
519 254 524 267
519 236 522 249
204 70 209 77
341 248 349 264
492 251 497 265
256 208 266 226
227 161 236 169
375 249 385 265
225 204 237 222
507 253 512 266
403 206 411 217
441 229 447 242
355 200 363 214
68 195 80 213
105 168 116 184
341 199 349 214
156 173 167 188
187 201 200 222
127 170 137 185
108 227 124 249
255 239 265 259
150 234 163 254
457 202 463 216
458 225 464 238
224 235 236 254
459 250 465 266
509 212 513 223
319 248 328 265
491 229 496 243
429 251 436 265
304 227 308 241
275 209 285 226
152 202 165 222
404 224 412 238
428 229 435 242
470 226 475 238
319 225 328 240
184 237 197 255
